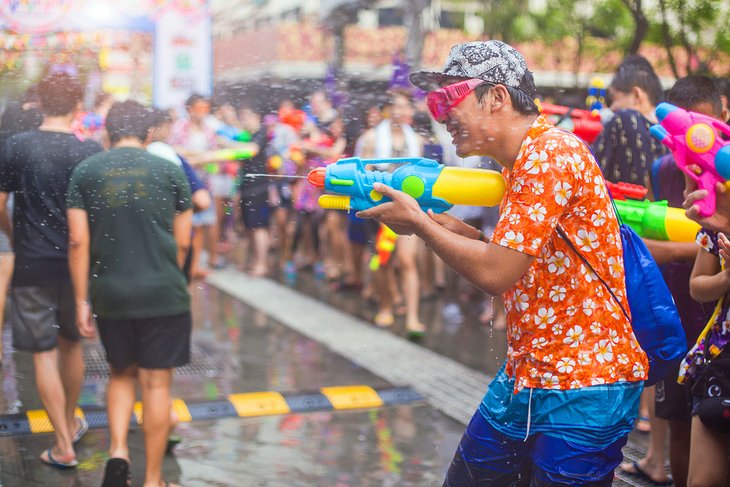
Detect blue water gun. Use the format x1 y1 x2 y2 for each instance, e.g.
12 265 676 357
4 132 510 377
306 157 506 213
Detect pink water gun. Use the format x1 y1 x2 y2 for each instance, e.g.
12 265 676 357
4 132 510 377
650 102 730 217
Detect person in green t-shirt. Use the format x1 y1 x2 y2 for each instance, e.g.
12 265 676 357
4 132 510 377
67 100 192 487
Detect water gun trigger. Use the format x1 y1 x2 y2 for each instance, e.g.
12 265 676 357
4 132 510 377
689 170 719 217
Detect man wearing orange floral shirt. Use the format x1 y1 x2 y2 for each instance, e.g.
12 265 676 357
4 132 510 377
358 40 648 486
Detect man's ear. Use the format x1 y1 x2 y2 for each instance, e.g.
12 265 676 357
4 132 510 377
490 85 510 112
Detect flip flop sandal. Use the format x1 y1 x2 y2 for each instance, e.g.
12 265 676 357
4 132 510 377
166 435 182 455
40 448 78 469
374 312 394 327
101 458 132 487
72 417 89 443
623 461 673 486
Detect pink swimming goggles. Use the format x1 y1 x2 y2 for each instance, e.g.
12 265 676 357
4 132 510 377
426 78 485 122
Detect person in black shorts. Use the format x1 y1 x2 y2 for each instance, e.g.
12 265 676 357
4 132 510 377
0 74 102 468
67 101 192 487
238 103 271 277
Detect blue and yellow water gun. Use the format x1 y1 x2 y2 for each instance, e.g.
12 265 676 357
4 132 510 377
306 157 506 213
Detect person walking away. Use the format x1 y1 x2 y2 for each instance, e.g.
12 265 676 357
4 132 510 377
0 73 102 468
67 101 192 487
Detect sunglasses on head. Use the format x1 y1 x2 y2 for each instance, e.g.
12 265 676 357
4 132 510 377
426 78 486 122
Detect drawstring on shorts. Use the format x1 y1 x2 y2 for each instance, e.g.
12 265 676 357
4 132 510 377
524 388 533 441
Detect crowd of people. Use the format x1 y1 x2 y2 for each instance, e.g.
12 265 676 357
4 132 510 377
0 38 729 487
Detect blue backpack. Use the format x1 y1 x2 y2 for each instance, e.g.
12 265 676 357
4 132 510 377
558 216 687 386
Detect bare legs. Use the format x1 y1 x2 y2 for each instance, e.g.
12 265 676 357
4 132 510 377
107 366 178 487
35 336 84 464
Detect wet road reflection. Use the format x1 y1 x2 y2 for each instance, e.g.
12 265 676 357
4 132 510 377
0 283 465 486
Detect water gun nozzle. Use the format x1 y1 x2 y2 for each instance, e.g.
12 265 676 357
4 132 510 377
649 125 669 142
308 167 326 188
655 102 677 122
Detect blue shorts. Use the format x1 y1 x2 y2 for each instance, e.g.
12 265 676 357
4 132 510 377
443 411 626 486
240 192 270 230
347 213 370 245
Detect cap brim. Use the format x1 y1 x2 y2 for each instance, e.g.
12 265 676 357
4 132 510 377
409 71 450 91
410 71 477 92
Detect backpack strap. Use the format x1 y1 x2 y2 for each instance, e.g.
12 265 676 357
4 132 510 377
555 225 631 323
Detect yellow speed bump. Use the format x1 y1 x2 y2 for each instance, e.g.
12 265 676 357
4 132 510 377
321 385 384 410
171 398 192 422
27 407 85 434
228 391 291 417
132 399 192 424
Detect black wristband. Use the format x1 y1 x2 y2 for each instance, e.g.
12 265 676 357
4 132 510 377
478 230 488 243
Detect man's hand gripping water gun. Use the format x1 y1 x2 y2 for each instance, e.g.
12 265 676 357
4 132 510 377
650 102 730 218
306 157 506 214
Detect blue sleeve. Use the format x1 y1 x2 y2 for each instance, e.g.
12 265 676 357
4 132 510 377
179 155 206 193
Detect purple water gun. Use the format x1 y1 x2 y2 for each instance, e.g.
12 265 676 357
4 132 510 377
650 102 730 217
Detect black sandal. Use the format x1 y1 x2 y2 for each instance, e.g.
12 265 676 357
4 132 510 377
101 458 131 487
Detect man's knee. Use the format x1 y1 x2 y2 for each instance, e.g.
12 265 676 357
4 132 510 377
110 365 138 379
139 368 172 389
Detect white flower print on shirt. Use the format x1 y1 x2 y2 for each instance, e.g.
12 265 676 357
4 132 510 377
572 206 588 218
528 203 547 222
554 181 573 206
591 210 607 227
564 325 584 347
632 363 646 378
549 285 566 302
609 329 620 345
525 150 550 174
594 339 614 364
535 307 556 329
500 231 525 251
541 372 560 388
557 357 575 374
583 298 597 316
593 175 606 197
607 256 623 278
578 352 592 366
575 229 599 252
547 252 570 275
514 289 529 311
590 322 602 335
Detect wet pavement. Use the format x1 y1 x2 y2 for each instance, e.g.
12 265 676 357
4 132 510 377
0 261 660 486
0 280 464 486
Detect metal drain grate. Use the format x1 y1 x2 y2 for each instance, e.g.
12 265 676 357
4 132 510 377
83 341 224 380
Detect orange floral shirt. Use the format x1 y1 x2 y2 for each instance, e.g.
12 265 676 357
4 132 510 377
492 115 648 392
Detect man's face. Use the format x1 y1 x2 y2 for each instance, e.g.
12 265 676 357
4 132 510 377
390 94 413 126
366 106 382 128
434 80 498 158
188 100 210 123
240 108 260 131
444 93 488 157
